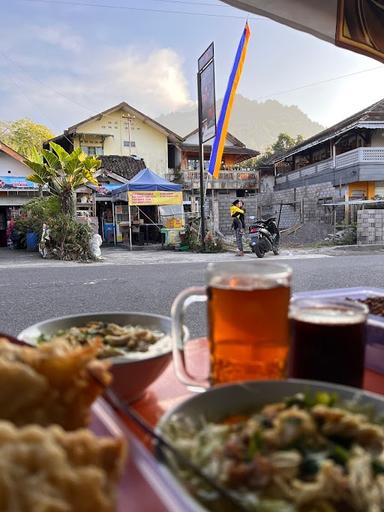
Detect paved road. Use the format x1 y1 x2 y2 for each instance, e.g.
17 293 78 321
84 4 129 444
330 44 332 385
0 249 383 338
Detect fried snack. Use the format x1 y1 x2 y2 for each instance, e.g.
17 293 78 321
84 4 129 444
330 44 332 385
0 338 111 430
0 421 126 512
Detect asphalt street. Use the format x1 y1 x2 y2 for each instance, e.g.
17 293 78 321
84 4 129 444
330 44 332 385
0 251 383 338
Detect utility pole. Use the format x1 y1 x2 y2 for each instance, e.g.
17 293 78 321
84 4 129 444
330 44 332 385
197 72 206 251
197 42 215 251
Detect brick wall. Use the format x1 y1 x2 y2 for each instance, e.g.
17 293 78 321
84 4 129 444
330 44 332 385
357 209 384 245
215 182 341 235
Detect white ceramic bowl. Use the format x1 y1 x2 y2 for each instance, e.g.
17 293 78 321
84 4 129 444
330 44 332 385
18 312 187 403
156 379 384 512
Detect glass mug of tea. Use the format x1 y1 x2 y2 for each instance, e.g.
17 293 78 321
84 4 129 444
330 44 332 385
171 261 292 390
289 298 369 388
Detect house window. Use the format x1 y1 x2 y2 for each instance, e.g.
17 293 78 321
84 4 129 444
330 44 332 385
81 146 104 156
187 159 209 170
123 141 136 147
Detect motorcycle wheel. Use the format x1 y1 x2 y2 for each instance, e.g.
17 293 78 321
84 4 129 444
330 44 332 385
254 242 265 258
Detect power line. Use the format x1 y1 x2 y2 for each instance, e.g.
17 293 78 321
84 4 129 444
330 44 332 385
254 65 384 101
15 0 263 19
131 0 230 7
0 59 75 146
1 47 382 124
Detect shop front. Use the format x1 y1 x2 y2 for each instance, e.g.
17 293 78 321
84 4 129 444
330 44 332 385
0 176 40 247
111 168 184 249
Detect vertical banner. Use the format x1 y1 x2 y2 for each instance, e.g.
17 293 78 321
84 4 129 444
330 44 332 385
209 22 251 179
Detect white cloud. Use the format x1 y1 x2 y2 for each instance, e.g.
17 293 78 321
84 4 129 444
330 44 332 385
104 47 194 115
0 44 194 132
31 25 84 53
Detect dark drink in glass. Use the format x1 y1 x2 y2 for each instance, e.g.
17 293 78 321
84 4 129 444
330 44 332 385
289 299 368 388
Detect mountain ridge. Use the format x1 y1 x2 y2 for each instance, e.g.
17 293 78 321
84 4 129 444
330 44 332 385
157 95 324 152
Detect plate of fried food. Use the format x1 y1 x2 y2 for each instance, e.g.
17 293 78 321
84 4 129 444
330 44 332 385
0 334 125 511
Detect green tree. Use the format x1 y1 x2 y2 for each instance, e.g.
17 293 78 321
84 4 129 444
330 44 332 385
256 132 304 168
0 118 54 156
24 142 100 217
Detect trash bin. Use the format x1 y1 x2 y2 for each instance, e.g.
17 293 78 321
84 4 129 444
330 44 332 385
26 231 39 252
103 223 115 243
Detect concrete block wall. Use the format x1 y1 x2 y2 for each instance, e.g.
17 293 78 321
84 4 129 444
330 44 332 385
357 209 384 245
215 182 340 235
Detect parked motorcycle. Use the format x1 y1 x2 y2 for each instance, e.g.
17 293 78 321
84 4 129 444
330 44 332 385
248 216 280 258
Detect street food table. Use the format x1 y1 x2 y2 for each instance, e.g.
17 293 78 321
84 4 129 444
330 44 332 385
119 337 384 512
111 168 184 249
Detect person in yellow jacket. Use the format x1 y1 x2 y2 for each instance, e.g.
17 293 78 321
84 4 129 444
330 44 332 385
230 199 245 256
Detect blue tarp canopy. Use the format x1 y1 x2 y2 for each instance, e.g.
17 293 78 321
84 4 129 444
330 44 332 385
111 168 181 195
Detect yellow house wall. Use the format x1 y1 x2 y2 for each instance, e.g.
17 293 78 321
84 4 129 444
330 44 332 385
73 109 168 175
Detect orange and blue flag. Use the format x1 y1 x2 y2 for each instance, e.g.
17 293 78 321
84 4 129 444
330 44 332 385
208 22 251 178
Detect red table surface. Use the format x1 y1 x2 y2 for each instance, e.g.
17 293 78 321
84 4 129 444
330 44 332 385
123 338 384 512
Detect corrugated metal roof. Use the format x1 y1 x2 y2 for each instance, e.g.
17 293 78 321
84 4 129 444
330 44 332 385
271 98 384 163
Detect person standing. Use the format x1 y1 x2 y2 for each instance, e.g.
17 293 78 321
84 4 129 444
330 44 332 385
230 199 246 256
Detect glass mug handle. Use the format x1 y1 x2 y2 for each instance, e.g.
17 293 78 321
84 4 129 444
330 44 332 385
171 286 209 392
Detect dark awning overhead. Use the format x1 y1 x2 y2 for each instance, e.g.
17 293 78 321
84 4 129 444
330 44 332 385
220 1 384 63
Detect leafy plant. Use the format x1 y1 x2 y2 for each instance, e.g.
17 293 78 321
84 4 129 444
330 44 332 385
204 231 224 252
255 132 304 169
13 196 94 261
47 214 94 261
24 142 100 217
183 217 224 252
14 197 61 248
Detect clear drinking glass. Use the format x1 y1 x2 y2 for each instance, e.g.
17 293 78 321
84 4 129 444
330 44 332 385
289 298 369 388
172 261 292 391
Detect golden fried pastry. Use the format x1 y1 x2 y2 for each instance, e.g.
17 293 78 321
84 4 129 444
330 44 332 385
0 421 125 512
0 338 111 430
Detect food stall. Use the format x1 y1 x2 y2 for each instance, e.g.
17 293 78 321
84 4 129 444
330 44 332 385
111 168 184 249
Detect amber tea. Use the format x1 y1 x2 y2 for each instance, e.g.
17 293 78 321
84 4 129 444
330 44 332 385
208 276 291 384
172 262 292 390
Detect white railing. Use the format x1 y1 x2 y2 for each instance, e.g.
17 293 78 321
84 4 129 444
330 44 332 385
277 146 384 184
166 169 258 189
335 148 359 168
336 147 384 168
360 147 384 161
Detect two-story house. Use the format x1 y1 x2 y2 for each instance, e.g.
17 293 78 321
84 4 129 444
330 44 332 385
48 102 182 177
271 98 384 200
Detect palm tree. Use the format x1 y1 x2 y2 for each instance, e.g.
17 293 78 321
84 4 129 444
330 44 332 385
25 142 100 217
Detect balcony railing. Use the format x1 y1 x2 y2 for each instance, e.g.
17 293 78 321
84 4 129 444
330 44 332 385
275 147 384 185
166 169 258 190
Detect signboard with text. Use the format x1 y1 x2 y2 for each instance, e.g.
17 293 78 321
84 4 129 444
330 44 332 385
128 191 183 206
0 176 38 189
198 42 216 144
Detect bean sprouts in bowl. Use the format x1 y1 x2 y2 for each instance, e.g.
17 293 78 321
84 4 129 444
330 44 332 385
157 380 384 512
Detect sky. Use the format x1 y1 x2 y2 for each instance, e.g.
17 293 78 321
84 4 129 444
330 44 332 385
1 0 384 137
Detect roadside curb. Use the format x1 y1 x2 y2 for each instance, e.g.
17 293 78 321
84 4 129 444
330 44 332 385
331 244 384 252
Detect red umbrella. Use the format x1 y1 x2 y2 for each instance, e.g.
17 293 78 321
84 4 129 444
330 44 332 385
220 0 384 63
